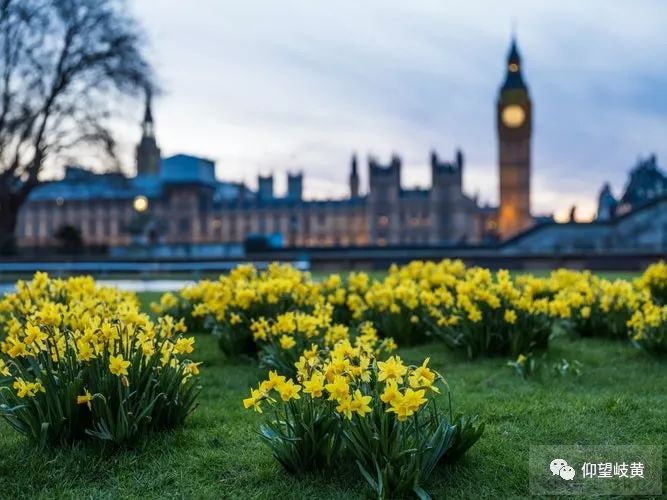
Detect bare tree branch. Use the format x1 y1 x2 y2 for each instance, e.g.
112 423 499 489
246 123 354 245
0 0 153 246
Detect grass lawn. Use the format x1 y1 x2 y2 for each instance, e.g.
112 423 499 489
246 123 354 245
0 296 664 498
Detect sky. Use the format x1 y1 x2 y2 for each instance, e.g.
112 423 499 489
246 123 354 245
106 0 667 221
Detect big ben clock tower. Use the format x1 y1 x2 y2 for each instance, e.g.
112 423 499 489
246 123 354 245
497 38 532 238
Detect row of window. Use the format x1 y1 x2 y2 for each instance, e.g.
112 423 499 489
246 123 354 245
18 213 370 242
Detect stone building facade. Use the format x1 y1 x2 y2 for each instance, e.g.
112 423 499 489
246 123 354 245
17 41 548 249
16 145 491 248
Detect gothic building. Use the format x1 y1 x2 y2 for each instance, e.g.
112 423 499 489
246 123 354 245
596 155 667 221
15 41 540 249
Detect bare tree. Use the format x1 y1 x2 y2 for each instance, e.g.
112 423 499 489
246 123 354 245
0 0 154 251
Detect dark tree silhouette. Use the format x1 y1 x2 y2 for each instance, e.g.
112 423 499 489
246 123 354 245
0 0 154 252
54 223 82 253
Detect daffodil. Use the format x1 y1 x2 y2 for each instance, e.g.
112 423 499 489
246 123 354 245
77 389 93 409
325 375 349 402
377 356 408 384
243 388 265 413
336 397 354 419
0 359 10 377
408 358 439 392
109 354 130 376
302 372 325 398
276 379 301 401
380 379 401 405
173 336 195 354
349 389 372 417
13 378 45 398
279 335 296 350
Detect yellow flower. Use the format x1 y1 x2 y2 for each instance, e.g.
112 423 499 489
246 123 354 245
349 389 372 417
160 342 173 366
377 356 408 384
173 337 195 355
302 372 325 398
100 322 118 342
24 323 48 350
251 317 269 341
279 335 296 350
109 354 130 376
76 339 95 362
504 309 517 324
276 379 301 401
0 359 10 377
408 358 439 392
384 338 398 352
260 370 286 392
324 375 349 402
402 388 427 412
468 308 482 322
230 312 242 325
6 338 27 358
243 387 265 413
35 302 61 326
387 388 427 421
356 356 372 383
13 378 45 398
380 379 401 405
517 354 527 366
336 396 354 419
141 341 155 357
77 389 93 409
184 362 202 376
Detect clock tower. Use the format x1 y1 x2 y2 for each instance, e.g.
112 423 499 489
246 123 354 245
497 38 532 238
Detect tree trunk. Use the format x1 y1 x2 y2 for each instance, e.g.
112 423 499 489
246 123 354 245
0 194 20 255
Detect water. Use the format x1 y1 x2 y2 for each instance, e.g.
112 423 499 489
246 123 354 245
0 279 195 294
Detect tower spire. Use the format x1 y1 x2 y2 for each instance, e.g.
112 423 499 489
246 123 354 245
502 36 527 91
142 87 155 138
349 153 360 198
136 87 161 176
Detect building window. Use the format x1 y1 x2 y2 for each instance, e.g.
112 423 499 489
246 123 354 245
378 215 389 227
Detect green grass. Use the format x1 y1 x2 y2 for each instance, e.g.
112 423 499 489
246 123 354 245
0 298 664 498
136 291 162 312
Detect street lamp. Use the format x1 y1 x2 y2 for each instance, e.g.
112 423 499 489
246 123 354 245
133 195 148 213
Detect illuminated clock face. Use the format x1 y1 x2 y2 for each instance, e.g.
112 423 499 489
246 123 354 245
502 105 525 128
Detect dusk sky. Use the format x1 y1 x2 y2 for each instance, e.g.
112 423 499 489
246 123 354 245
113 0 667 221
